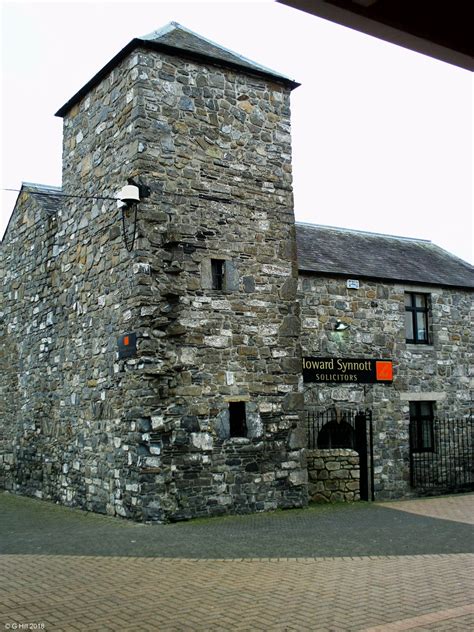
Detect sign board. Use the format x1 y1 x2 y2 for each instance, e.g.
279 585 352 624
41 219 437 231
118 332 137 359
346 279 360 289
303 357 393 384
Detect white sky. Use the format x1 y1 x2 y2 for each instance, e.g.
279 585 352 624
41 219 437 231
1 0 473 263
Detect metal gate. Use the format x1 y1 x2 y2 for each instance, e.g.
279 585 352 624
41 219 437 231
307 408 374 501
410 414 474 493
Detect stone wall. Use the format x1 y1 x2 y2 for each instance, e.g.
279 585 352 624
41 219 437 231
127 47 307 521
299 274 473 499
307 449 360 502
0 177 143 516
1 189 60 493
0 43 308 521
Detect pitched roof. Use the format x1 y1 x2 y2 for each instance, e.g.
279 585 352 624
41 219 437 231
21 182 62 215
296 223 474 289
141 22 296 81
56 22 299 117
1 183 62 243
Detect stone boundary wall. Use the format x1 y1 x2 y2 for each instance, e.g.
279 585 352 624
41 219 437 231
307 449 360 502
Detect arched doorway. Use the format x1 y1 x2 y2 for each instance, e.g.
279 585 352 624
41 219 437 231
308 408 374 501
317 419 355 449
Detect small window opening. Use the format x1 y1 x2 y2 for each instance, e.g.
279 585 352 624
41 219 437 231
229 401 247 437
409 401 435 452
211 259 225 290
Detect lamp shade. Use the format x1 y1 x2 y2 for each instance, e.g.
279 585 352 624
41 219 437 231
119 184 140 203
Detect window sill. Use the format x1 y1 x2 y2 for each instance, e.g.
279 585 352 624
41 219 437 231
225 437 251 445
406 343 434 351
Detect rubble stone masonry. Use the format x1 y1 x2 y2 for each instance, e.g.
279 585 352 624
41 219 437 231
299 274 473 499
2 30 472 520
0 44 307 521
307 449 360 502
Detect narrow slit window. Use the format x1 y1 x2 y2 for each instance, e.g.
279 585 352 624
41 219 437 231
229 401 247 437
211 259 225 290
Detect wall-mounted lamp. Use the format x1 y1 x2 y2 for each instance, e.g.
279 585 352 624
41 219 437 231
334 319 349 332
117 179 150 208
117 184 140 207
116 178 150 251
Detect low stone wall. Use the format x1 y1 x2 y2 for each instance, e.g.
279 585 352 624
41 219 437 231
307 449 360 502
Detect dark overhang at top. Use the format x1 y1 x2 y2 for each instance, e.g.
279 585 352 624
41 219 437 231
277 0 473 71
56 22 300 118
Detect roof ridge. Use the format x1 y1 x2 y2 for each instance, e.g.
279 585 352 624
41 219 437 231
296 221 432 244
22 182 62 193
139 21 296 83
140 21 180 41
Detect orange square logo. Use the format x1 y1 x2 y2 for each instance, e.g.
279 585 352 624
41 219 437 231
376 361 393 382
123 336 130 346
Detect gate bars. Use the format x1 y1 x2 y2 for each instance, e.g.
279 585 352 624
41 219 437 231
307 408 374 501
409 413 474 493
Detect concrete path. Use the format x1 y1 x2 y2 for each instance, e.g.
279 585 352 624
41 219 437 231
1 492 473 631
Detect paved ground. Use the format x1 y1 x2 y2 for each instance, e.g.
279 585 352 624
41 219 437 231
1 492 473 631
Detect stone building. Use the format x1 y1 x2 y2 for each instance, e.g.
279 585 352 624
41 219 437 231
297 223 473 500
1 23 473 521
0 23 307 522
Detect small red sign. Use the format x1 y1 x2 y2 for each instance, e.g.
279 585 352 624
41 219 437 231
118 332 137 359
376 361 393 382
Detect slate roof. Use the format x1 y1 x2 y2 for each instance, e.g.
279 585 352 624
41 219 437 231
56 22 299 117
21 182 62 215
1 183 62 243
296 223 474 289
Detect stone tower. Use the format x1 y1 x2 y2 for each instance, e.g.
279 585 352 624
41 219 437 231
1 23 307 521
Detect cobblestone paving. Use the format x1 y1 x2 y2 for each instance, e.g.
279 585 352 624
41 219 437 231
1 492 473 631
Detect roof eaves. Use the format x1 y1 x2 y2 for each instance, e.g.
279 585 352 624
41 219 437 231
297 266 474 290
56 37 299 118
55 40 139 117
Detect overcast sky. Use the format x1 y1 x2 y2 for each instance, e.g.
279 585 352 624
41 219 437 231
1 0 473 262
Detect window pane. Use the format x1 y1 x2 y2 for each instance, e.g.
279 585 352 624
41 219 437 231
409 402 434 452
415 294 426 308
416 311 427 341
404 293 412 307
419 402 433 418
421 420 433 449
405 312 414 340
410 420 421 451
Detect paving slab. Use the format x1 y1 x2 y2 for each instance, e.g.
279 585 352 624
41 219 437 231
380 494 474 525
1 492 473 631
